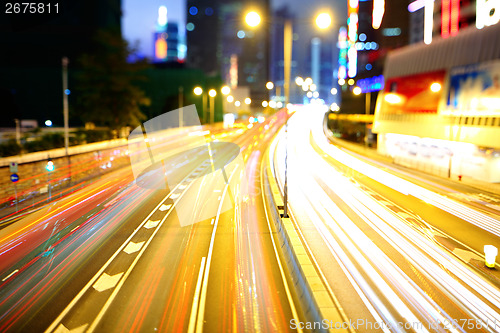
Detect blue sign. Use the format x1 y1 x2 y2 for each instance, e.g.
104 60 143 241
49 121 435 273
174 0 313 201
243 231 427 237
10 173 19 182
358 75 385 93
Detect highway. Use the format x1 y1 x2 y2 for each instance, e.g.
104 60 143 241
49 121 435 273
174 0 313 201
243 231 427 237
0 106 499 332
271 105 500 332
0 112 303 332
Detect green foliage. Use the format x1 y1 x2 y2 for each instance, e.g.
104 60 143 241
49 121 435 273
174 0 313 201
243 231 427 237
73 129 113 144
75 29 150 130
24 132 65 153
0 139 22 157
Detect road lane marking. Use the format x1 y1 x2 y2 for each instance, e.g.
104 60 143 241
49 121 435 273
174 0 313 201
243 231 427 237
159 204 172 212
70 225 80 233
144 220 161 229
260 167 302 333
195 166 238 333
54 323 88 333
453 248 483 262
178 184 187 190
86 196 183 332
45 150 232 332
187 257 207 333
2 269 19 282
92 272 124 292
44 185 181 333
123 241 145 255
170 193 180 199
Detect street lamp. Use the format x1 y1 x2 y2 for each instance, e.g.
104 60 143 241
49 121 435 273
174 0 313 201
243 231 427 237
353 86 373 147
245 11 332 218
194 86 203 95
316 12 332 30
46 158 54 201
245 11 261 27
208 89 217 124
193 86 207 123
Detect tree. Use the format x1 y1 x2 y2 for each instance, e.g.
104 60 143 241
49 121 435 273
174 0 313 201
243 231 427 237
75 30 150 133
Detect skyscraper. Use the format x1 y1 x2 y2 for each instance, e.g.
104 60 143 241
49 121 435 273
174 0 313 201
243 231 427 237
185 0 269 104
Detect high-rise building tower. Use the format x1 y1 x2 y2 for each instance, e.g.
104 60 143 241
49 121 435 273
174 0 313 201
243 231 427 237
185 0 270 104
153 6 181 63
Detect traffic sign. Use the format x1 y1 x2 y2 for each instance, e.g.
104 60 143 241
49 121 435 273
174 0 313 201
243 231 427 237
9 162 18 173
10 173 19 182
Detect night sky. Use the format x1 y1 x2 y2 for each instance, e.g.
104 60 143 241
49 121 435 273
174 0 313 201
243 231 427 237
122 0 347 59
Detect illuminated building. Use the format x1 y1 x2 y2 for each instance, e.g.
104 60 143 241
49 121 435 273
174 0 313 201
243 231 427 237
153 6 181 63
373 23 500 182
185 0 269 104
337 0 409 114
408 0 476 44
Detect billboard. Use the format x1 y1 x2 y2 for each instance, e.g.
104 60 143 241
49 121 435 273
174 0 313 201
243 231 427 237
447 60 500 113
381 70 446 113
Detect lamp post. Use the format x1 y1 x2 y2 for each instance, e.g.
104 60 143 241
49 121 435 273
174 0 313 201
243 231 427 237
208 89 217 124
353 86 372 147
194 86 207 123
245 11 332 218
46 158 54 201
62 57 69 156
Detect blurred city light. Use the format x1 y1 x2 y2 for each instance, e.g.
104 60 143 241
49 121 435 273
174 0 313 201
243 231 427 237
331 88 338 95
194 86 203 95
46 159 54 172
244 98 251 105
45 120 53 127
353 86 362 95
295 76 304 86
221 85 231 95
372 0 385 29
316 13 332 30
227 95 234 103
158 6 167 26
262 101 268 107
208 89 216 97
235 100 241 106
430 82 442 92
384 93 403 104
484 245 498 268
245 11 261 27
266 81 274 90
